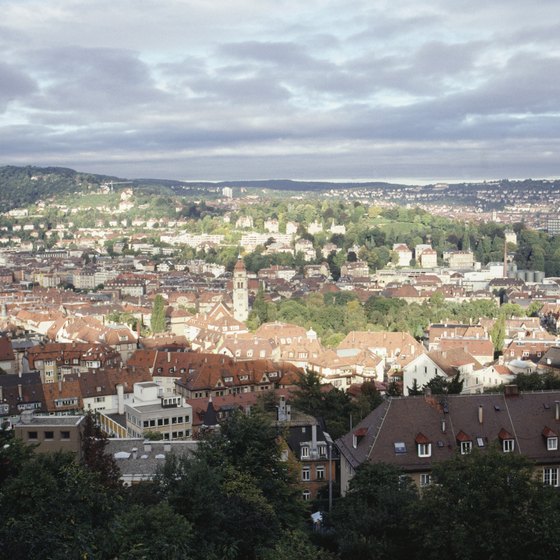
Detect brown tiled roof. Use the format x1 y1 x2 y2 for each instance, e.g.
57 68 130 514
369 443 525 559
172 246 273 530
0 336 15 362
415 432 430 444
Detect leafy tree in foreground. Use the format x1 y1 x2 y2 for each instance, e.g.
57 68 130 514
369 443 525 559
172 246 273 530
330 463 418 560
0 452 119 559
412 449 560 560
156 410 306 559
81 411 121 488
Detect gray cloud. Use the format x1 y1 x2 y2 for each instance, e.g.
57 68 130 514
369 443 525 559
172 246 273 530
1 0 560 181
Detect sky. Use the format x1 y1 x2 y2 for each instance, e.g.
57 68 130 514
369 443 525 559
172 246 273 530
1 0 560 183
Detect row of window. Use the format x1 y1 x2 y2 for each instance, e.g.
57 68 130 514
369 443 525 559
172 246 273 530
28 430 71 440
191 385 267 399
300 445 328 459
141 416 190 428
301 465 326 481
420 468 559 488
394 437 532 457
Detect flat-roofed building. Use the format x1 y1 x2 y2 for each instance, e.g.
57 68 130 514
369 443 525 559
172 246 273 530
14 412 85 458
125 382 192 440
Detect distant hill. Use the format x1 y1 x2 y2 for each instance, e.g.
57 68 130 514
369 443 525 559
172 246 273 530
0 166 408 211
0 166 119 212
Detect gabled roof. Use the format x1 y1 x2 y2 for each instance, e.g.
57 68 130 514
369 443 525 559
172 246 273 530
337 391 560 473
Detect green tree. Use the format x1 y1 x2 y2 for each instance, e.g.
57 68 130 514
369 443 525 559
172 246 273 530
151 294 166 333
413 450 560 560
111 502 194 559
81 412 121 489
491 313 506 353
0 452 119 559
407 379 423 396
330 463 418 560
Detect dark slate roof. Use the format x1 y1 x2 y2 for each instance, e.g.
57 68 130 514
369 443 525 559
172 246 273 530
202 400 218 427
539 347 560 369
0 372 45 415
336 392 560 472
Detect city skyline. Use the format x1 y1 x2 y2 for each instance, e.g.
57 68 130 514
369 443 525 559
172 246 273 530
1 1 560 182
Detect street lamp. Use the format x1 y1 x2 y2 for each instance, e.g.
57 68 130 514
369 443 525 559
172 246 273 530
324 432 333 512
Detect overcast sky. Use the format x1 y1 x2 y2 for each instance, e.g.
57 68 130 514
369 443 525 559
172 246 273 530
1 0 560 183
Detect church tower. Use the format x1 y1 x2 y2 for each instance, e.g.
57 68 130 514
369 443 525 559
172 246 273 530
233 257 249 322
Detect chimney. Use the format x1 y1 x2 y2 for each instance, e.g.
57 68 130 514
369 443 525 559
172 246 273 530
117 383 125 415
58 378 62 393
164 442 171 452
504 384 519 398
131 447 138 460
556 401 559 422
311 424 318 458
167 352 170 363
143 441 152 453
18 383 22 399
478 405 483 424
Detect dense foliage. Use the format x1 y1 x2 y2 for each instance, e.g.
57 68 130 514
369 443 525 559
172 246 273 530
328 450 560 560
0 411 332 560
292 370 383 439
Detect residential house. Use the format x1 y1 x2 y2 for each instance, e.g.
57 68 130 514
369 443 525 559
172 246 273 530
0 336 16 374
402 347 489 395
392 244 413 267
337 389 560 494
337 331 424 374
26 341 122 383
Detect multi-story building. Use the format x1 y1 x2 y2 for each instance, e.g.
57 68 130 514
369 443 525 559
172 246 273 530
125 382 193 440
337 388 560 494
14 412 85 459
26 342 122 383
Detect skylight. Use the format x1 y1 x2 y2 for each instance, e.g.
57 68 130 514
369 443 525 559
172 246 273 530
394 442 407 454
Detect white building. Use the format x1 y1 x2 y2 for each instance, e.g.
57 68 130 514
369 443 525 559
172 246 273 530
125 382 193 440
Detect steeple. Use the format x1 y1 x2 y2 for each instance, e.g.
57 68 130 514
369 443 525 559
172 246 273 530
232 256 249 322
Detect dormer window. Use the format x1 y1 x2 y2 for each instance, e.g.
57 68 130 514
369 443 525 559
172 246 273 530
415 433 432 458
499 428 515 453
352 428 368 449
301 445 309 459
542 427 558 450
461 441 472 454
456 430 472 455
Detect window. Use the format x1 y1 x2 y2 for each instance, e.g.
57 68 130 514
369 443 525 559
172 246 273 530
44 431 54 440
420 473 432 487
548 437 558 451
302 490 311 501
61 431 70 439
301 446 309 459
316 466 325 480
503 439 515 453
460 441 472 455
418 443 432 458
302 467 310 481
543 467 559 487
28 431 38 440
476 437 485 448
